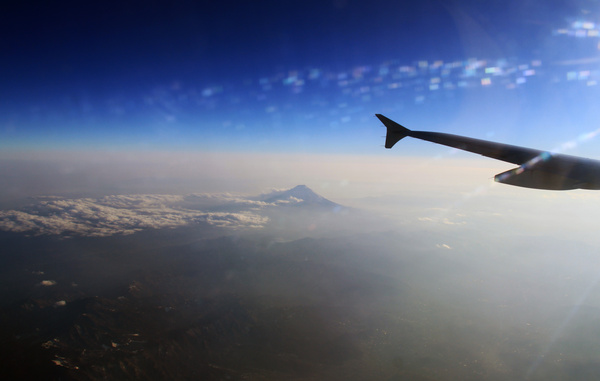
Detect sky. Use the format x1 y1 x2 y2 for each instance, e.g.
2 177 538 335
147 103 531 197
0 0 599 206
0 0 599 207
2 0 600 157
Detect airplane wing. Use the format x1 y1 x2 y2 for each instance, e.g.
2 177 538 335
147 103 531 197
376 114 600 190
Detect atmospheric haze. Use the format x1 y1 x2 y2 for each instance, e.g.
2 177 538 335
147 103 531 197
4 0 600 380
3 157 600 379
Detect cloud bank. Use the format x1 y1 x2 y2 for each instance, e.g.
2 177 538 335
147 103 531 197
0 194 269 237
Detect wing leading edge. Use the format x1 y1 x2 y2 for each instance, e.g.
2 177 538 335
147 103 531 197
376 114 600 190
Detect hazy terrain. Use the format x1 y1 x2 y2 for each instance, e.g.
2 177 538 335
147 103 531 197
1 185 600 380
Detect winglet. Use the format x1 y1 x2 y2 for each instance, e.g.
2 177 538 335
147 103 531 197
375 114 411 149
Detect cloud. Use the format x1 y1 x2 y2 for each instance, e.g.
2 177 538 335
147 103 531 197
184 192 302 208
273 196 303 205
442 218 466 226
417 216 466 225
0 194 269 237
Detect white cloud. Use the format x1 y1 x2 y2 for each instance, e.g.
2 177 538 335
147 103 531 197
0 194 269 237
184 192 303 208
442 218 466 226
274 196 303 205
417 216 465 225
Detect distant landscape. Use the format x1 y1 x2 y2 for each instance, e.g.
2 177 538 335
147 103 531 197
1 186 600 380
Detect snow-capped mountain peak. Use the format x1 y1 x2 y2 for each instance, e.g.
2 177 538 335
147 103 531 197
258 185 339 207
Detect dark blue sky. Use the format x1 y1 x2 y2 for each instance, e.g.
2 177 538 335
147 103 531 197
3 1 467 86
2 0 599 153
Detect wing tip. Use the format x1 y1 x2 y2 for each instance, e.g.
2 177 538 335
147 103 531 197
375 114 410 148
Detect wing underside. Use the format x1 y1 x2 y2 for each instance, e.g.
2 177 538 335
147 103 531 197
376 114 600 190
